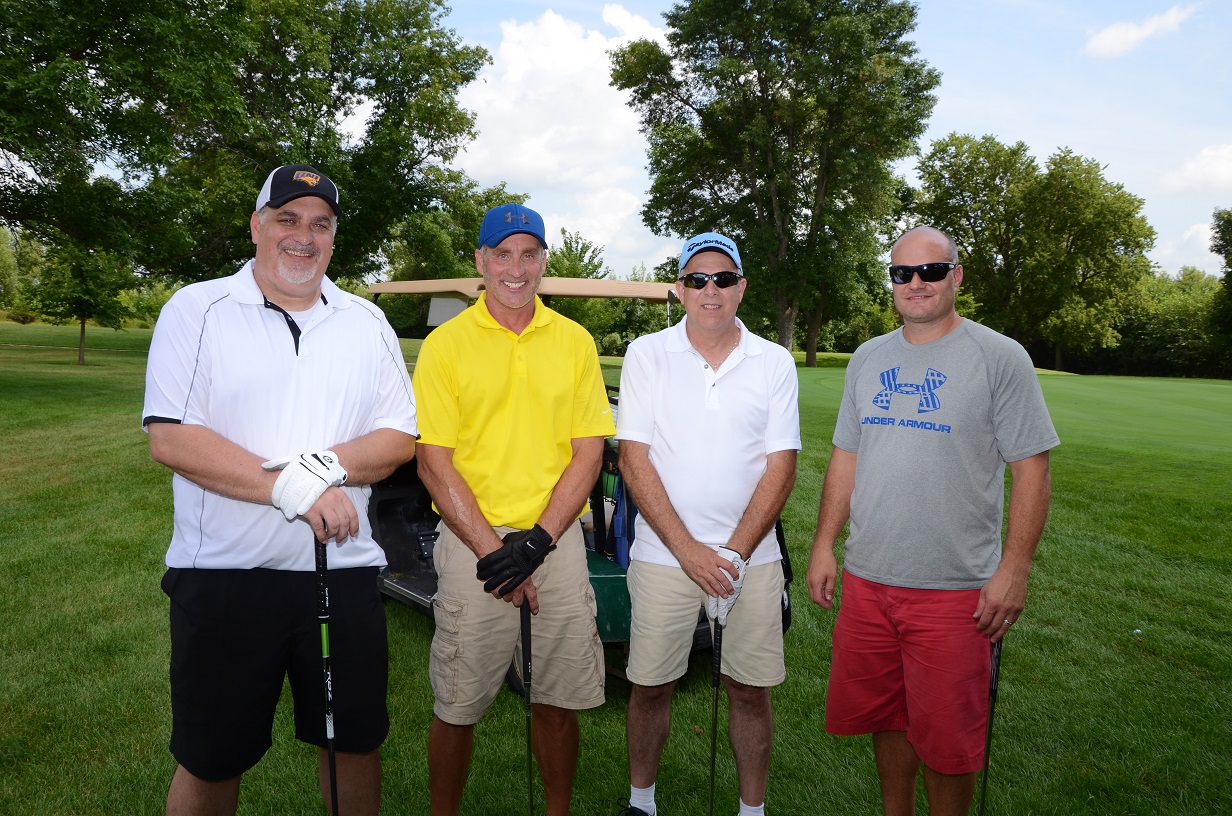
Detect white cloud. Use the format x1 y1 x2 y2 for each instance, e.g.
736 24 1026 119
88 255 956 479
1150 221 1221 275
1084 4 1196 57
454 8 675 276
1161 144 1232 193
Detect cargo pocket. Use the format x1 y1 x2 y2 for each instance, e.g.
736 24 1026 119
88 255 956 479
581 582 605 697
430 595 466 704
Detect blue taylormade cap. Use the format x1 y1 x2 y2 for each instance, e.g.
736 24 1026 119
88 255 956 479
679 232 742 272
478 202 548 249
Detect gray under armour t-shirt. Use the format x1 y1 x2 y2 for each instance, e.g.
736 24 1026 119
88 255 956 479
833 319 1060 589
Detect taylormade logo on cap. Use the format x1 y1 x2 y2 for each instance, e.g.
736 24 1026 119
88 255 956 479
679 232 742 272
255 163 342 217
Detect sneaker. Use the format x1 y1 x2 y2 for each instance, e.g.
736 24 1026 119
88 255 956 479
616 800 653 816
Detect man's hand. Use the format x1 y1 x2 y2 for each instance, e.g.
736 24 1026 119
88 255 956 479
974 565 1029 642
705 546 746 626
262 451 348 521
475 524 556 596
806 546 838 610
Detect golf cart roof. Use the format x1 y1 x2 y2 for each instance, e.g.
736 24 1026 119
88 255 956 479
369 276 676 303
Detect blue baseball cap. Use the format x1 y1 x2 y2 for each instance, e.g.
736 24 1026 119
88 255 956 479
679 232 742 272
478 203 547 249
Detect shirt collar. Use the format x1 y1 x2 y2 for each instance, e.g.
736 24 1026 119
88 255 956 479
472 291 552 334
229 259 351 311
665 316 760 356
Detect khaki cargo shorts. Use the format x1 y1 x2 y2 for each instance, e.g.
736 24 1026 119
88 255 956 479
430 522 605 725
626 559 785 688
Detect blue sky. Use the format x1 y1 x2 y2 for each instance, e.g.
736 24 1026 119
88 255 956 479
438 1 1231 279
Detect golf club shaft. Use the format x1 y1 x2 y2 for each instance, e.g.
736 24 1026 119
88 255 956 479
977 637 1004 816
316 538 340 816
709 620 723 816
521 601 533 816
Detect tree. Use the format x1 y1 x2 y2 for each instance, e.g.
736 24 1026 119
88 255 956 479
1209 207 1232 375
0 226 16 309
1069 268 1221 377
915 135 1155 369
378 179 523 336
1 0 488 288
37 243 135 364
610 0 939 358
2 227 46 323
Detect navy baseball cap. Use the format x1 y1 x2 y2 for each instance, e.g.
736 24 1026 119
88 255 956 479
478 202 547 249
679 232 742 272
256 164 342 217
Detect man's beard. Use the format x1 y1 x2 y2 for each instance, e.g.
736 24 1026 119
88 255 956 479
277 242 321 284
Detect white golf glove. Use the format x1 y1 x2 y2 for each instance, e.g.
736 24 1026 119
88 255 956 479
261 450 348 521
705 546 746 627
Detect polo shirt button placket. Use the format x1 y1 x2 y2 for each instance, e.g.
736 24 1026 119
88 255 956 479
703 359 721 410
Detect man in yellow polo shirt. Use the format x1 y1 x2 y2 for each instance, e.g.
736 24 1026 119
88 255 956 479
413 202 615 816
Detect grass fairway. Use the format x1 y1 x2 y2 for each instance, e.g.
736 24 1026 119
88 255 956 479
1 322 1229 815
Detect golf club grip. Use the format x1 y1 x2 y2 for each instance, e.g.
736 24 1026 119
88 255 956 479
521 602 532 692
315 538 329 620
712 622 723 684
990 638 1003 695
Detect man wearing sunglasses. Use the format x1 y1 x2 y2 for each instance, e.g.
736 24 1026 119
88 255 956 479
615 233 800 816
806 226 1058 816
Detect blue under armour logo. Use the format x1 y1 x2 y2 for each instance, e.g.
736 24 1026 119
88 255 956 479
873 367 947 413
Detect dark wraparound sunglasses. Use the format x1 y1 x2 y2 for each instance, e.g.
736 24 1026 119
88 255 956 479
678 271 743 289
888 262 956 285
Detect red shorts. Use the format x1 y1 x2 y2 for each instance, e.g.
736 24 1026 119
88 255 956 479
825 570 993 774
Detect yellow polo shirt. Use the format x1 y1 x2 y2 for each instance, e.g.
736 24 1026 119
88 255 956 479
413 292 616 528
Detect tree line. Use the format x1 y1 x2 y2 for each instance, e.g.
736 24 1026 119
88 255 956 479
2 0 1228 376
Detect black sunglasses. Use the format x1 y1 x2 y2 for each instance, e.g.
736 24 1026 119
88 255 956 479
888 262 956 285
678 270 743 289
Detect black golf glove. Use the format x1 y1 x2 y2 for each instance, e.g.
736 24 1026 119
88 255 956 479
475 524 556 596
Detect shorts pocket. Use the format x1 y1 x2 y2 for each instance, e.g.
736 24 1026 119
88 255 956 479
581 583 605 696
430 595 466 704
429 635 461 704
432 595 466 636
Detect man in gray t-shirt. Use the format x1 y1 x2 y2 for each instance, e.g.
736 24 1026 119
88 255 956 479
807 226 1059 816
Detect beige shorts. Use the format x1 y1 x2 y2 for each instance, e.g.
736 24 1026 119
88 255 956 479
626 560 785 687
429 522 605 725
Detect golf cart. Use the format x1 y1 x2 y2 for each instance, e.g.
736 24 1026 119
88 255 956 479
366 276 721 656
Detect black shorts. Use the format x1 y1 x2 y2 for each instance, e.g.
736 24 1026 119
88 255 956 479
162 566 388 781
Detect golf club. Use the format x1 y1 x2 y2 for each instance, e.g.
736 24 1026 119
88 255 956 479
521 600 534 816
977 637 1005 816
315 537 341 816
708 619 724 816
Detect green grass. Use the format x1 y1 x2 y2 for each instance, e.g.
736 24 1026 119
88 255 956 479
1 321 1230 814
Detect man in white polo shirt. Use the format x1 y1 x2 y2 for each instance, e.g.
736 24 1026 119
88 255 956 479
616 232 800 816
143 163 417 816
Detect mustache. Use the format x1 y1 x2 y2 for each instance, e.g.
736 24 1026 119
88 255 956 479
278 240 320 256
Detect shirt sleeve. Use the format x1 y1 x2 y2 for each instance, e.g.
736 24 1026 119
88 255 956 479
368 314 418 437
764 347 802 454
142 289 212 429
572 328 616 439
411 332 459 447
990 340 1060 462
614 337 655 445
832 350 865 453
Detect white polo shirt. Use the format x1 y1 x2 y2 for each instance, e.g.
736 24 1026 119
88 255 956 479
142 260 417 571
616 317 801 568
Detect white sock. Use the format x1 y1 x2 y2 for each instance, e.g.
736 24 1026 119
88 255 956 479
629 783 656 814
738 799 765 816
